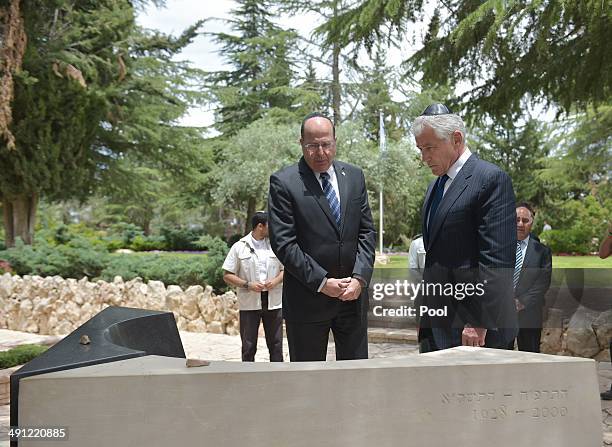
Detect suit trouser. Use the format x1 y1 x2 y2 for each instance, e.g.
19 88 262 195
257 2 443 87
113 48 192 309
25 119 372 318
509 328 542 352
285 304 368 361
239 293 283 362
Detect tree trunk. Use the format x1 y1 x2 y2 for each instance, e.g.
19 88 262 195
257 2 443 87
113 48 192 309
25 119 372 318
2 193 38 247
244 196 256 235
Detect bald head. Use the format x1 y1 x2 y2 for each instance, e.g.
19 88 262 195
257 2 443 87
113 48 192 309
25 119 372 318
300 115 337 173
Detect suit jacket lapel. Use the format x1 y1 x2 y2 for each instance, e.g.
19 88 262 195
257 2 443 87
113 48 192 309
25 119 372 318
334 162 349 235
428 154 477 247
298 157 340 235
422 181 435 249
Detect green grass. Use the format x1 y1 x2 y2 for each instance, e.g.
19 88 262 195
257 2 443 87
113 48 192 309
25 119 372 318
551 255 612 269
0 344 48 369
119 252 612 270
375 255 612 269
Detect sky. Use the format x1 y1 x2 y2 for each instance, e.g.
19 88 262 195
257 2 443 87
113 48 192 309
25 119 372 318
136 0 425 129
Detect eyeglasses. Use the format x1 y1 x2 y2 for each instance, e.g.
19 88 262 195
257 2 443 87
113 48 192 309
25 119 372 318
303 141 335 152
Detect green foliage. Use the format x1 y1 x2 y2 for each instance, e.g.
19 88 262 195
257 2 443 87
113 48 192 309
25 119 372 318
100 241 228 291
208 0 304 135
159 226 205 251
129 235 167 251
335 120 430 245
539 195 611 254
471 117 554 207
323 1 611 117
212 117 298 220
0 0 206 246
0 344 48 369
0 236 109 279
540 228 594 255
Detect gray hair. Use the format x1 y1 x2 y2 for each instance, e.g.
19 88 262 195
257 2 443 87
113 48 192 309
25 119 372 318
411 114 467 142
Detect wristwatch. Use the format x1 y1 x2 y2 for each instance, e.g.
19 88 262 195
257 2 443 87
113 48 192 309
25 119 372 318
243 281 249 289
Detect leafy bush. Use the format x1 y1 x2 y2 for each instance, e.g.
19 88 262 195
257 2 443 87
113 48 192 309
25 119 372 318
540 227 596 255
160 225 205 251
99 252 226 291
0 344 48 368
130 235 167 252
0 232 229 290
0 236 109 278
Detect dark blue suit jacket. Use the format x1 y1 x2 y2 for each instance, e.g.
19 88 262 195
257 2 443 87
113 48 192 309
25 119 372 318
516 235 553 328
421 153 518 332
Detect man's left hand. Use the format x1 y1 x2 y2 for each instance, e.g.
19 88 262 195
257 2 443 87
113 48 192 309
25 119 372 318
515 299 525 311
338 278 361 301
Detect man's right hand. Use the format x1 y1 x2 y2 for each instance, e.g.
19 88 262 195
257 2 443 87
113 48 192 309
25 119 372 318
321 278 350 298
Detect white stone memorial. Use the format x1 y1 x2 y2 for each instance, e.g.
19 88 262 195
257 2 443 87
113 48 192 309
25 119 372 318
16 347 602 446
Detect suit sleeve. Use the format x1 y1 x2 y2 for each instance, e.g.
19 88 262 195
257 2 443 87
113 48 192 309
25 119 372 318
517 246 552 309
351 169 376 285
268 173 328 293
476 168 516 328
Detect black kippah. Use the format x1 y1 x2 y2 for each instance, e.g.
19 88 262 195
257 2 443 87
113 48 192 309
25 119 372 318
420 103 453 116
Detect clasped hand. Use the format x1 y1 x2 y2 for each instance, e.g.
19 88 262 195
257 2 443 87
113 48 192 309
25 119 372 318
321 277 361 301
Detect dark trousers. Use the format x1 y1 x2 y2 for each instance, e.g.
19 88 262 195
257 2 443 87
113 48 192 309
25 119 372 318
285 304 368 361
507 328 542 352
418 327 438 353
239 293 283 362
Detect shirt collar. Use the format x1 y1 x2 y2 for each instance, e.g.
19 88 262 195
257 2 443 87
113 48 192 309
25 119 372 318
318 165 336 181
519 235 530 247
446 147 472 181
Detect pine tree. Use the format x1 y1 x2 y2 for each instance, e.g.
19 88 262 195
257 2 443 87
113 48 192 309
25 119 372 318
0 0 205 246
207 0 300 135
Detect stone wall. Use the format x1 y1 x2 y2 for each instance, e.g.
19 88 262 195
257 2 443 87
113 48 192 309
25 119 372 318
540 306 612 361
0 273 239 336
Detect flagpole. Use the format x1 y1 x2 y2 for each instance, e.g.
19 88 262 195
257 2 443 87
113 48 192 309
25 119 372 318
379 185 383 255
379 111 385 258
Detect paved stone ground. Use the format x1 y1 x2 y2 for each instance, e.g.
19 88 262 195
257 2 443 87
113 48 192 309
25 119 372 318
0 329 610 446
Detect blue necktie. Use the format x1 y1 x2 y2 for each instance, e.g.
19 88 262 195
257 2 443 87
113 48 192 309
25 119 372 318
514 240 524 289
427 174 449 235
320 172 341 227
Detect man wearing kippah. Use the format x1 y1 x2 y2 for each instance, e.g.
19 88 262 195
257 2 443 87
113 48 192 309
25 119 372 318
412 104 518 350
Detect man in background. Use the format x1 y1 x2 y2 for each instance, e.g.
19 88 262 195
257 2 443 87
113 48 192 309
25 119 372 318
508 202 552 352
222 211 284 362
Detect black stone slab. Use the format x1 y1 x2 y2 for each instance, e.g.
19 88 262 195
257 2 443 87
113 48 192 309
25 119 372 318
9 306 185 444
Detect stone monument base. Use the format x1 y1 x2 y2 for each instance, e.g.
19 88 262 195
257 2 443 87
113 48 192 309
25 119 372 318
16 347 602 446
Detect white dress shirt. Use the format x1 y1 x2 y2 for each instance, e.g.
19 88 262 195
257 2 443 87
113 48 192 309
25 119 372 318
443 147 472 196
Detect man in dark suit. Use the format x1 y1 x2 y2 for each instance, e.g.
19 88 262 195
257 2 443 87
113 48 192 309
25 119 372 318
268 112 376 361
412 104 518 350
509 202 552 352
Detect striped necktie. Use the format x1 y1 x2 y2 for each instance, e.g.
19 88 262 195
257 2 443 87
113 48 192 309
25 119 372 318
513 240 524 289
320 172 341 227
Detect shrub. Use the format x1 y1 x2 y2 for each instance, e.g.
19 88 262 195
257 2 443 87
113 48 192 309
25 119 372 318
0 344 48 368
0 236 109 278
130 235 167 252
540 227 595 255
160 226 205 251
99 253 220 290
